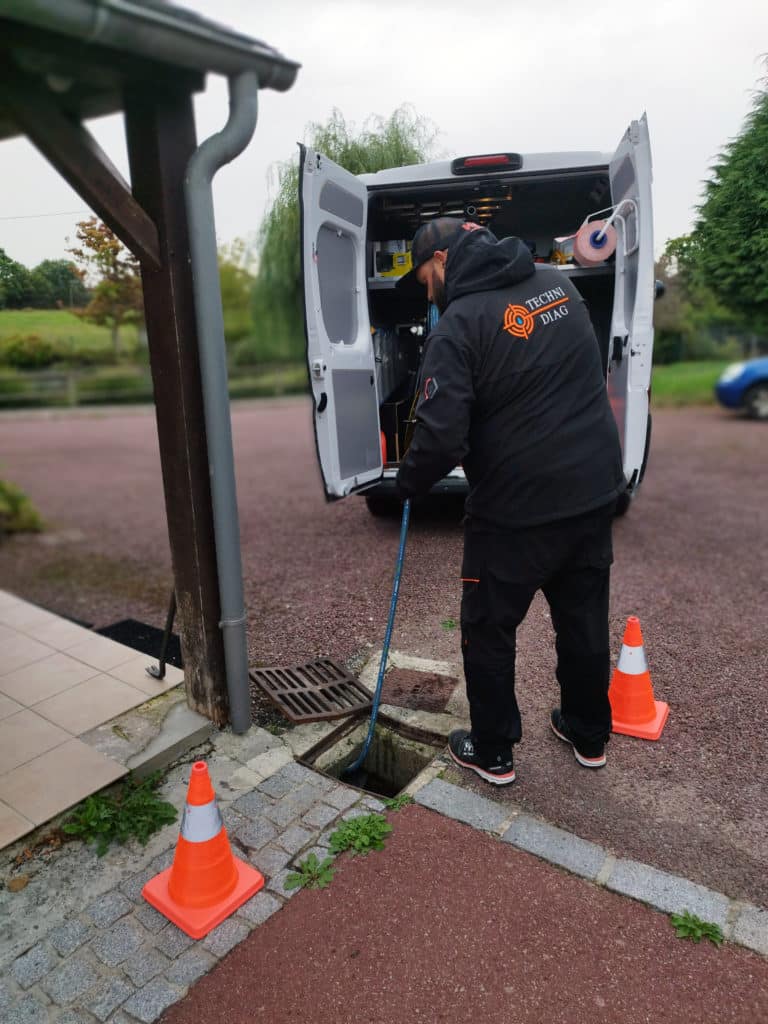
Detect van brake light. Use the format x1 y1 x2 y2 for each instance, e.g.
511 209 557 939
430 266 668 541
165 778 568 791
451 153 522 174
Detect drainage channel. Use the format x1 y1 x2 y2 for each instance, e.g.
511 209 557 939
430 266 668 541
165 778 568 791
299 711 448 799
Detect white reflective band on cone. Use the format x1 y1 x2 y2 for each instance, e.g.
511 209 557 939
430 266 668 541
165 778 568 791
180 800 223 843
616 644 649 675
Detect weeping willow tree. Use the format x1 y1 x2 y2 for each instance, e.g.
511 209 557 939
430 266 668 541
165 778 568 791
246 105 439 364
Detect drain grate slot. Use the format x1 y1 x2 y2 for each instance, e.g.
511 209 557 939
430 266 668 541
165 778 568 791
249 658 372 723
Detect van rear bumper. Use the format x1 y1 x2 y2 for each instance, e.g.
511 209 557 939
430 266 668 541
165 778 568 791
362 467 468 498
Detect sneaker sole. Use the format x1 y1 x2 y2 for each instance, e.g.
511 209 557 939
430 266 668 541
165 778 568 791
550 718 607 769
448 748 516 785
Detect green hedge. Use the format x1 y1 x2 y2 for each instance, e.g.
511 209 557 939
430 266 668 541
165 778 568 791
0 334 59 370
0 363 308 408
0 480 43 535
77 367 153 404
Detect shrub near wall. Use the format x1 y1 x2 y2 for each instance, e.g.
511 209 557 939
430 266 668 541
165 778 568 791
0 480 43 536
0 333 59 370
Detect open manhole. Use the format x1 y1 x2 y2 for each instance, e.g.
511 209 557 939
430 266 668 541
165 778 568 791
300 712 446 799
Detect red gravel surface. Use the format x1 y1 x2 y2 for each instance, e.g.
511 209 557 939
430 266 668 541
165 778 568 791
1 400 766 905
160 805 768 1024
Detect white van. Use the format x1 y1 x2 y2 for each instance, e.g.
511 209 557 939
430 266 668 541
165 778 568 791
300 115 654 517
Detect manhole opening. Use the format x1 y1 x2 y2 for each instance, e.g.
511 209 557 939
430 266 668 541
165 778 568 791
300 713 445 799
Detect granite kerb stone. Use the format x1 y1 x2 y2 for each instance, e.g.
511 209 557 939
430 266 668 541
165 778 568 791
502 814 607 880
414 778 508 833
731 904 768 956
605 858 731 927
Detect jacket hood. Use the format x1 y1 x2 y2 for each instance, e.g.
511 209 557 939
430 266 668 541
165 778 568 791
445 228 536 305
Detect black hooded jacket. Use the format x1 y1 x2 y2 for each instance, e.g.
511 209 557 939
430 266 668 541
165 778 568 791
395 228 625 529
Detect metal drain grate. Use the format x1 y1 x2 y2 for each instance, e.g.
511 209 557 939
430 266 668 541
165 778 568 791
249 658 372 723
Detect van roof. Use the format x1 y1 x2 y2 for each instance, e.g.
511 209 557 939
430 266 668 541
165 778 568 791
359 151 612 186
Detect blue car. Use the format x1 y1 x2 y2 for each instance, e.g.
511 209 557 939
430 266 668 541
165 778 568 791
715 358 768 420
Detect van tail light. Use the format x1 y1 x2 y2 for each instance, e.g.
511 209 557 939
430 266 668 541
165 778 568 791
451 153 522 175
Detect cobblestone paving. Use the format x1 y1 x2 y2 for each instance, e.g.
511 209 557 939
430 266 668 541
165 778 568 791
5 714 765 1024
0 731 385 1023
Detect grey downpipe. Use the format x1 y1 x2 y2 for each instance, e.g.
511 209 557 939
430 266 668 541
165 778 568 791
183 71 259 734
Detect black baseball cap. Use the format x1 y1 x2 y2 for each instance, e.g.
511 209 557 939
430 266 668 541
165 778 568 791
396 216 471 291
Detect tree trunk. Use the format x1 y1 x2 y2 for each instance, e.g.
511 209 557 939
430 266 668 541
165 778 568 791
111 321 120 356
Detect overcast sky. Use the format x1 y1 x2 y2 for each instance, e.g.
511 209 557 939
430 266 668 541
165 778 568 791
1 0 765 268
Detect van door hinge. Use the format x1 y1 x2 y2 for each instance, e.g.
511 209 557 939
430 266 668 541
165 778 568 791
612 335 628 365
311 359 326 380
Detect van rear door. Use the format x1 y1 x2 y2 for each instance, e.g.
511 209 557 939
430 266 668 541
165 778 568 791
606 114 654 492
299 145 382 499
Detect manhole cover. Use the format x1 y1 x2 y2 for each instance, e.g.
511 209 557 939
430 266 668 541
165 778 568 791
249 659 372 723
381 668 456 713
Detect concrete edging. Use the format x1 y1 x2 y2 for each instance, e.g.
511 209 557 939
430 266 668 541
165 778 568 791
412 777 768 958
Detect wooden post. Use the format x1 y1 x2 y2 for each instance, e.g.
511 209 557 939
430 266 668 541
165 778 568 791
124 86 230 725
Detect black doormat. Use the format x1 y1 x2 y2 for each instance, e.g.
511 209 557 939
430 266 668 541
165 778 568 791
96 619 183 669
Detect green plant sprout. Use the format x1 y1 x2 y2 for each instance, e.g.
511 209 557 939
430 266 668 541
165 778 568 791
62 772 177 857
284 852 335 891
329 813 393 855
383 793 414 811
669 910 724 946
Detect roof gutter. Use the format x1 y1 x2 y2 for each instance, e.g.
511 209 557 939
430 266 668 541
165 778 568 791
0 0 299 89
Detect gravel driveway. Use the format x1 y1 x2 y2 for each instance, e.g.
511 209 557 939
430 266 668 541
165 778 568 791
1 398 765 906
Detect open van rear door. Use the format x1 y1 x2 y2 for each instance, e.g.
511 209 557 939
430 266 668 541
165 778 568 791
300 145 382 499
606 114 654 493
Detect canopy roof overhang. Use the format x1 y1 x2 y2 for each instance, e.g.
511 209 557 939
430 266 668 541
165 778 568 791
0 0 299 141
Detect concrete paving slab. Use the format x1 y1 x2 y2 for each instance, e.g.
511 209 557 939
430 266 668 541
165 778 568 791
126 702 212 777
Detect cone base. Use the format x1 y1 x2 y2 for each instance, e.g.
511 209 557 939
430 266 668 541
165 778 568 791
611 699 669 741
142 856 264 939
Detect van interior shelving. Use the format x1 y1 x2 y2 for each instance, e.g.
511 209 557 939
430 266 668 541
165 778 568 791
365 170 617 472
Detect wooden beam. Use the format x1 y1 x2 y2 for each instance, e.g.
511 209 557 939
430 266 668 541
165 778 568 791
124 84 230 726
0 66 161 270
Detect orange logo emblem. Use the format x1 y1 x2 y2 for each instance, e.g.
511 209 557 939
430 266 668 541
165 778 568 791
502 295 570 340
503 305 535 340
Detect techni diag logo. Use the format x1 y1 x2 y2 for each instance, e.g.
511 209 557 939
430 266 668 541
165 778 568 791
503 286 571 340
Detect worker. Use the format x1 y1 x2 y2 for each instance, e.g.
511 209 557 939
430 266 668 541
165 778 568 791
396 218 625 785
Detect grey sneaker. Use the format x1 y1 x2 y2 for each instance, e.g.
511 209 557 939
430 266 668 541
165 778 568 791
448 729 516 785
550 709 607 768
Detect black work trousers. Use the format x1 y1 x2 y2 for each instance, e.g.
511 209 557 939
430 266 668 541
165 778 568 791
460 501 616 758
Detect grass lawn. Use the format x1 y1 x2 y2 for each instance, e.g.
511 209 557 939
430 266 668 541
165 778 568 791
651 360 731 407
0 311 734 410
0 309 138 350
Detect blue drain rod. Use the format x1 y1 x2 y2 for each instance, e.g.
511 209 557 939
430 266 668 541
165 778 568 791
343 498 411 778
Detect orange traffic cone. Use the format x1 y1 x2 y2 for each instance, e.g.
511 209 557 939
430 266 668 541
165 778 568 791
143 761 264 938
609 616 669 741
